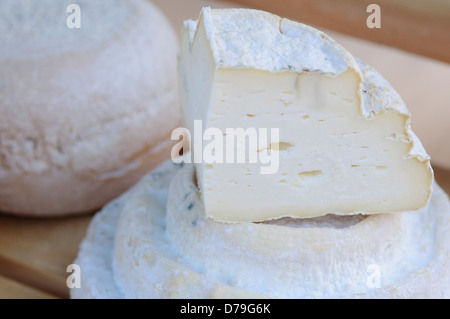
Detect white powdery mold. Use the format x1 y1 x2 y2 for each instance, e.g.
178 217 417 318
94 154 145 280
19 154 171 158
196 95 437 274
72 160 450 299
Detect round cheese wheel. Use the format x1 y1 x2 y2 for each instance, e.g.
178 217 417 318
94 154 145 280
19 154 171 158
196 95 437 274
0 0 180 216
71 160 450 298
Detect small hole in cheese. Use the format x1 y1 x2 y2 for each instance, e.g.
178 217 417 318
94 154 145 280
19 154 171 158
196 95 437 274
298 170 323 179
270 142 294 151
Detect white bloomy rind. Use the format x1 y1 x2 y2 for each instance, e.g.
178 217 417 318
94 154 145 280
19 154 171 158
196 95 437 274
179 7 433 222
0 0 180 216
71 161 450 299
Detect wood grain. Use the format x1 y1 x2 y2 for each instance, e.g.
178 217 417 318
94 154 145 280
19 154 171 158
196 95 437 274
0 275 56 299
226 0 450 64
0 214 92 298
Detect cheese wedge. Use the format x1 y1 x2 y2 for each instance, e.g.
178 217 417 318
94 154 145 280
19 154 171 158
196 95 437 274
178 8 433 222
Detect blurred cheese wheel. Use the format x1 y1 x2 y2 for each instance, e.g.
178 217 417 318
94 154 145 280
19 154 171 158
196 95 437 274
0 0 181 216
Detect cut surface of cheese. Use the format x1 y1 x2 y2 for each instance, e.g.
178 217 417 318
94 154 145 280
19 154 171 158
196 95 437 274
178 8 433 222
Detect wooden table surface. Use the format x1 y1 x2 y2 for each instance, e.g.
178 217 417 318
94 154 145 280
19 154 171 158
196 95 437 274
0 0 449 299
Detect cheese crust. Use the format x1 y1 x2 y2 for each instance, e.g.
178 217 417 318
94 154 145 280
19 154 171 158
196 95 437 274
0 0 180 215
72 160 450 298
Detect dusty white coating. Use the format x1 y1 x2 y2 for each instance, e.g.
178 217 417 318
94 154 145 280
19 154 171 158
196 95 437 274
0 0 180 215
192 7 357 75
71 160 450 298
0 0 129 60
358 57 431 162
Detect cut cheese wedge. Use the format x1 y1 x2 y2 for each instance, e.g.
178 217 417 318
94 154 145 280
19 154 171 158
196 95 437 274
178 7 433 222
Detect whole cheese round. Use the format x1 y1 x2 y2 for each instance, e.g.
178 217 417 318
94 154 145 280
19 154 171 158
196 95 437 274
0 0 180 216
71 160 450 298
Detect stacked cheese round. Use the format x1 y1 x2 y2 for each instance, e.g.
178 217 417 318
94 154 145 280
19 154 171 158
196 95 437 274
71 8 449 298
72 159 450 298
0 0 180 216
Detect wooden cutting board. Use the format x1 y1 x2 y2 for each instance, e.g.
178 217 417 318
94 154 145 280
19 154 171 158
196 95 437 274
0 275 56 299
0 0 449 299
0 214 92 298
